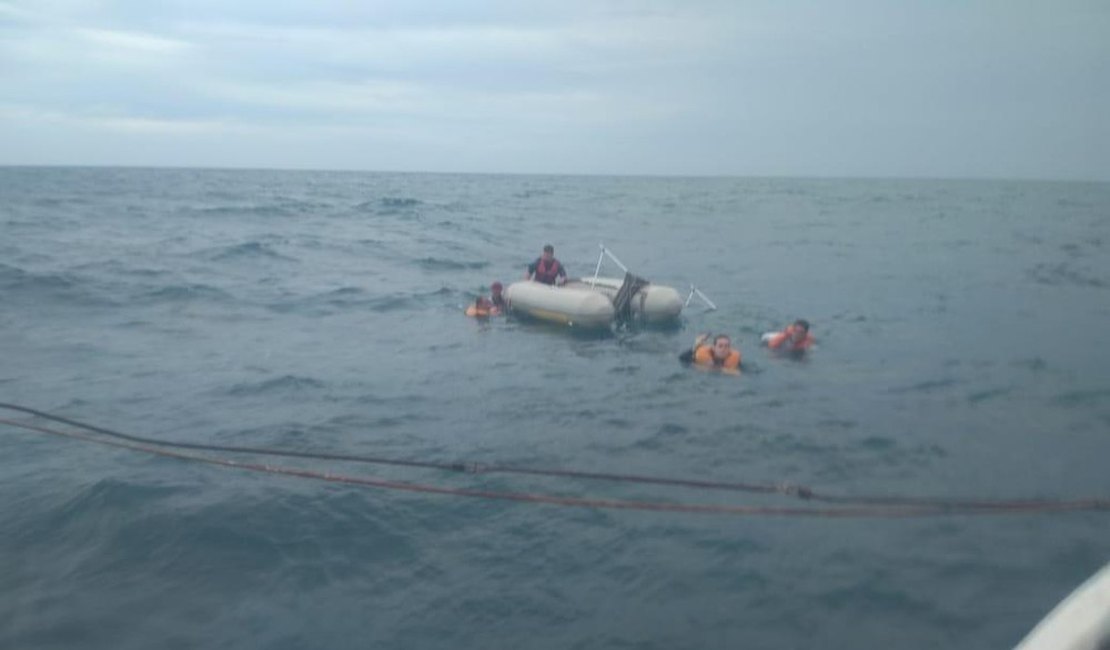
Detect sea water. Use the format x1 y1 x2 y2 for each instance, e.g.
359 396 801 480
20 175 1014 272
1 167 1108 648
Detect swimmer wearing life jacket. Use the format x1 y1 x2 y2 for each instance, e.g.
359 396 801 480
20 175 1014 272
465 282 506 318
679 333 742 375
761 319 814 354
465 296 496 318
525 244 567 286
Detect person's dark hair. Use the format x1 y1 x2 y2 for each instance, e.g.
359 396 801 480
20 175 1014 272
714 335 730 345
543 244 554 253
794 319 810 332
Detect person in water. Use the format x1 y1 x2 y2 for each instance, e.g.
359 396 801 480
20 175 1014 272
490 281 505 310
762 319 814 353
466 282 506 317
465 296 496 317
679 333 741 374
525 244 567 286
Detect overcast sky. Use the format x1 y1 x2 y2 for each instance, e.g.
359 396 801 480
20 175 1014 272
1 1 1107 180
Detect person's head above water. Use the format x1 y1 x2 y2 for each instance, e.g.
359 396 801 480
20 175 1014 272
491 281 503 296
541 244 554 261
789 319 811 342
712 335 733 361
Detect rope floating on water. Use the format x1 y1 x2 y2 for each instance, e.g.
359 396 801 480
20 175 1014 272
0 402 813 498
1 402 1108 518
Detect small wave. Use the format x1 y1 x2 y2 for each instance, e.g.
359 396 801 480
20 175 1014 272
758 433 948 473
205 242 298 263
266 286 369 315
1028 263 1106 289
268 287 454 315
0 264 119 306
608 365 641 375
415 257 490 271
0 263 75 292
342 394 426 408
1052 389 1110 407
354 197 423 215
31 196 68 208
379 197 420 208
139 283 235 303
1011 357 1048 373
513 189 553 199
887 378 959 394
326 286 364 298
813 574 944 619
364 293 417 313
189 199 330 218
966 387 1013 404
362 415 430 428
601 417 633 429
69 260 171 279
859 436 896 450
57 478 179 520
817 419 858 430
225 375 327 397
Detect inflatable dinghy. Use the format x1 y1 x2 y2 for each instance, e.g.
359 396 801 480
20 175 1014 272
504 244 707 329
563 277 683 324
505 275 683 329
504 280 615 328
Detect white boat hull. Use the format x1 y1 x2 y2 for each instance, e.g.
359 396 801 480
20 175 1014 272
504 281 615 328
505 277 683 328
1015 562 1110 650
563 277 684 324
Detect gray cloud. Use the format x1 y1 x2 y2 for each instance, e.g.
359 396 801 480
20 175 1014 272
1 1 1107 179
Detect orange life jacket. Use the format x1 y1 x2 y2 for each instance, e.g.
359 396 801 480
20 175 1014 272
693 344 741 371
767 326 814 351
466 298 500 317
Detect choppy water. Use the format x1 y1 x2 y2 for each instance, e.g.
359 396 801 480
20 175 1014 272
1 166 1108 649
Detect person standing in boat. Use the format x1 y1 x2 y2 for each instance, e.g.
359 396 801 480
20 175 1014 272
679 334 741 375
525 244 567 286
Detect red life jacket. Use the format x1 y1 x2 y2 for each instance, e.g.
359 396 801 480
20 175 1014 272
533 257 562 285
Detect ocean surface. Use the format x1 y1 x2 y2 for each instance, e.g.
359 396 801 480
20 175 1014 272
1 166 1108 649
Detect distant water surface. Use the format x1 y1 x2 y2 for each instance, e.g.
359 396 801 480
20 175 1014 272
1 167 1108 649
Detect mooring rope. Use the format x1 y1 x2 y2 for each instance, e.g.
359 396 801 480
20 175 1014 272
1 403 1108 517
0 402 810 497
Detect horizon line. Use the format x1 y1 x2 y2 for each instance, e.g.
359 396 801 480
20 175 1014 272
1 162 1106 185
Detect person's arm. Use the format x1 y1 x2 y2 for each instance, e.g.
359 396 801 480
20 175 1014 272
765 331 787 349
556 263 568 285
679 334 709 364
